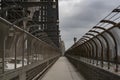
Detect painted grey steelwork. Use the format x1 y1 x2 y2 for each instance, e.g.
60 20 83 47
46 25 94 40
65 5 120 80
0 0 61 80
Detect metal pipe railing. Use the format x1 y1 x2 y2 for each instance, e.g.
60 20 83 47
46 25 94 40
0 17 60 74
66 5 120 73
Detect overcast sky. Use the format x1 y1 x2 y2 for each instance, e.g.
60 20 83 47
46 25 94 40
59 0 120 50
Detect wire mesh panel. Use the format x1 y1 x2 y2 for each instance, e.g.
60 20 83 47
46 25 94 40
65 5 120 73
0 17 60 76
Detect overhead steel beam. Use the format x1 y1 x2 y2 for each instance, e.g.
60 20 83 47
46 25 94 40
1 2 56 7
28 21 59 24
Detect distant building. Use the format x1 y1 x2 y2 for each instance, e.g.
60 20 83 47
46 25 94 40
74 37 77 43
59 40 65 56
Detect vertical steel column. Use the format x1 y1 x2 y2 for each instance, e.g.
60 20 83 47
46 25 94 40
2 37 6 73
22 32 25 67
15 36 17 69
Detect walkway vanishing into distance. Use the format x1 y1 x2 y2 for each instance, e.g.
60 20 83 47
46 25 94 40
1 1 120 80
41 57 86 80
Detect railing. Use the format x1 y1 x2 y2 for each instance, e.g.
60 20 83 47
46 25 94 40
0 17 60 80
66 55 120 80
65 5 120 73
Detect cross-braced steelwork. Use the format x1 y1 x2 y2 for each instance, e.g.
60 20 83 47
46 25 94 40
0 0 60 47
0 0 61 80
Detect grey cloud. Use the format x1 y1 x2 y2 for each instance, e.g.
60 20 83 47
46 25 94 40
59 0 120 49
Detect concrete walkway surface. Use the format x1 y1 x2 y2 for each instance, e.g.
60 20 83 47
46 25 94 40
41 57 86 80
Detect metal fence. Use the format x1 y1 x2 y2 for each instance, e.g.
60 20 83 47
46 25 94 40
0 17 60 80
65 5 120 72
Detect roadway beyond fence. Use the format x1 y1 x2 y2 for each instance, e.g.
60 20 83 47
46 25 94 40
40 57 86 80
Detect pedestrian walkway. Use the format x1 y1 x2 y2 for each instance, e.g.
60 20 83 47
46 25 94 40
41 57 86 80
